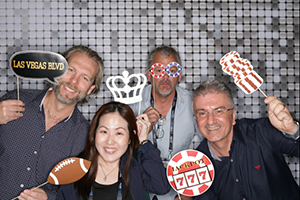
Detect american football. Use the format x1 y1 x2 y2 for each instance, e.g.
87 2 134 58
47 157 91 185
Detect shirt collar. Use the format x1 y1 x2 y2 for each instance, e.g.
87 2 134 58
39 88 74 122
207 140 222 161
207 122 245 161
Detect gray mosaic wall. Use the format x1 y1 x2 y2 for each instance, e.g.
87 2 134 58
0 0 299 184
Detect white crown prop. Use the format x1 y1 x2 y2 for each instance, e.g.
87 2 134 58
106 70 147 114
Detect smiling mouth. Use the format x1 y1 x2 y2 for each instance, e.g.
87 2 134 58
207 126 220 131
64 85 76 93
105 148 117 154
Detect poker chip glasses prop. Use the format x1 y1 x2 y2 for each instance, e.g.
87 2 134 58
149 62 182 78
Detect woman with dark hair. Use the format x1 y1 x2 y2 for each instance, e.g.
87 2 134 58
56 101 170 200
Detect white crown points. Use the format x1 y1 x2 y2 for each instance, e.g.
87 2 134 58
54 158 76 172
106 70 147 104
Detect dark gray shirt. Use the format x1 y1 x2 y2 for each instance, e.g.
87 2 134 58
0 89 89 200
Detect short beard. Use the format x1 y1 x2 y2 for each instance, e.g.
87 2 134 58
154 78 177 97
53 83 87 105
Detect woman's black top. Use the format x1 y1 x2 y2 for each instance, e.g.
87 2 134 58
92 178 133 200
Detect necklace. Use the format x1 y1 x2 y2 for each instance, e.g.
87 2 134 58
99 163 119 182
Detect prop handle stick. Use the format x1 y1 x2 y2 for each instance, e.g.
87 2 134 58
177 193 182 200
138 101 141 115
152 76 155 108
11 182 48 200
17 77 20 113
258 88 267 98
31 181 48 191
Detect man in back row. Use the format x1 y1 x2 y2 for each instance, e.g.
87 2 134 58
0 45 104 200
192 80 299 200
130 45 203 200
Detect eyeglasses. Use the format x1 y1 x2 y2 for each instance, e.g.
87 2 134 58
195 107 234 120
149 62 182 78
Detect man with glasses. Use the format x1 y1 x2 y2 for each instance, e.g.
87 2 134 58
192 79 299 200
129 45 203 200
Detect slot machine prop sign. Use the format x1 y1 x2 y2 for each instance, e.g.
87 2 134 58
167 150 215 197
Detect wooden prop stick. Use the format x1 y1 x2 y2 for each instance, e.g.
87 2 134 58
11 182 48 200
258 88 267 98
17 77 20 113
152 76 156 108
151 77 157 132
177 193 182 200
138 101 141 115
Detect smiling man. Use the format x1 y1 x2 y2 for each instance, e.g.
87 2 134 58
0 45 104 200
192 79 299 200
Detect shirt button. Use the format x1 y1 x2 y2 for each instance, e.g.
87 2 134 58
27 167 31 171
41 136 45 138
230 158 233 162
34 151 37 154
236 178 239 182
20 184 24 188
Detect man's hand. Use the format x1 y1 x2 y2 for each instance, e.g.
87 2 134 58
265 96 298 135
143 106 160 126
0 100 24 124
18 188 47 200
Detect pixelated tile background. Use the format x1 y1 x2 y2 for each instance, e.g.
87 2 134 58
0 0 299 184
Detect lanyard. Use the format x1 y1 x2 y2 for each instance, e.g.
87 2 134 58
117 172 122 200
150 90 177 160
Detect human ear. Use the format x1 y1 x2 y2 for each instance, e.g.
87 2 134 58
87 85 96 95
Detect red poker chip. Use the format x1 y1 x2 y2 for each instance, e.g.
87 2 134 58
166 150 215 197
150 63 165 78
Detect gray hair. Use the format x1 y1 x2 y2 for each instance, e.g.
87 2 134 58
146 45 182 70
193 79 234 108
